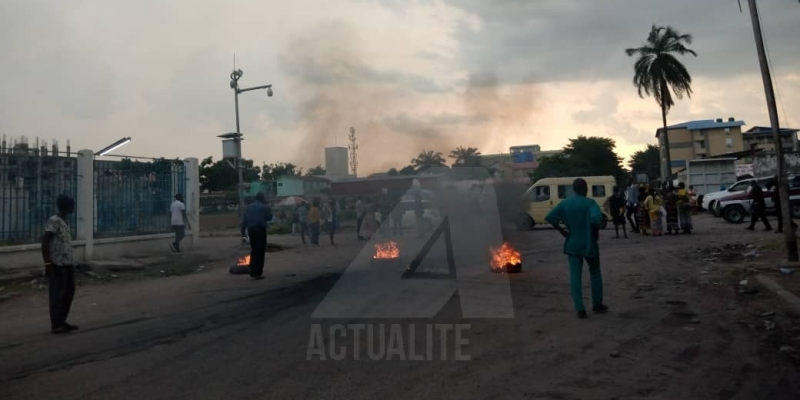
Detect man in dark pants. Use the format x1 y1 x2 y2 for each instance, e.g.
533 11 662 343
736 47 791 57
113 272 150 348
241 192 272 280
767 177 797 233
625 181 639 233
747 181 772 231
42 194 78 334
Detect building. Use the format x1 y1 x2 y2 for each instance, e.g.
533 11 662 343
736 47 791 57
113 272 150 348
742 126 799 153
659 118 746 171
324 147 349 178
276 175 330 197
329 175 441 197
481 144 560 167
490 161 539 183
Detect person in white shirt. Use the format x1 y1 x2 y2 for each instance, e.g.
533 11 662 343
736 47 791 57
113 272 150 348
169 193 191 252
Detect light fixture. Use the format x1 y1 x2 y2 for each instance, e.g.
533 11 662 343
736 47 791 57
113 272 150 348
267 86 273 97
97 137 131 156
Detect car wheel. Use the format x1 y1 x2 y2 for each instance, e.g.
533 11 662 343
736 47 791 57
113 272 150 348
723 205 747 224
517 213 534 231
708 200 716 213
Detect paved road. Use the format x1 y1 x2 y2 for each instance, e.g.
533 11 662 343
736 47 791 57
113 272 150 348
2 215 799 400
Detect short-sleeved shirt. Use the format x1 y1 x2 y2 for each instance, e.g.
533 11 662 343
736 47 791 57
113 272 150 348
170 200 186 226
545 196 604 257
45 215 73 266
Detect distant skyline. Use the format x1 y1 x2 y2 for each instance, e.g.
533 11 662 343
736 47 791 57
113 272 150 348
1 0 798 174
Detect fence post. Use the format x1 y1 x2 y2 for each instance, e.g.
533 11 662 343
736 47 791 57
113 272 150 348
184 157 200 248
77 150 95 260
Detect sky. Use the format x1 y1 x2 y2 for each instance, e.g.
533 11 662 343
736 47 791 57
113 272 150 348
1 0 799 175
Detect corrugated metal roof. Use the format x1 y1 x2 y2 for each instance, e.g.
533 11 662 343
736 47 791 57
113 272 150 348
666 119 746 130
743 126 799 136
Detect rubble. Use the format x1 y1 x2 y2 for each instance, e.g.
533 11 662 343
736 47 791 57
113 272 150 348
637 284 655 292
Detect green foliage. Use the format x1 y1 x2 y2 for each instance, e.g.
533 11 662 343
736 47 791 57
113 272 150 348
628 145 661 180
411 150 447 172
449 146 483 167
387 168 399 176
530 136 626 184
261 162 299 181
306 165 326 176
399 165 417 175
199 157 261 192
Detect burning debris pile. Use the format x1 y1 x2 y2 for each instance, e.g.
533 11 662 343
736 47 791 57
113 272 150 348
490 243 522 273
229 255 251 275
372 241 401 267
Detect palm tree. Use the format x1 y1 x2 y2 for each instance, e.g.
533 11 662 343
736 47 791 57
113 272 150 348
626 25 697 180
448 146 483 167
411 150 447 172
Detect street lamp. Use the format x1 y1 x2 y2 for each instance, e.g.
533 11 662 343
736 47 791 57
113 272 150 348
228 68 274 213
97 137 131 156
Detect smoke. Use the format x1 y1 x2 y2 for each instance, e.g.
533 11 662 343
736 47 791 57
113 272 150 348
277 21 539 175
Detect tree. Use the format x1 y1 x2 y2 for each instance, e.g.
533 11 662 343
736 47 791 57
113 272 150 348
411 150 447 172
399 165 417 176
261 162 299 181
448 146 483 167
387 168 399 176
200 157 261 192
529 136 626 184
306 165 326 176
628 144 661 180
626 25 697 180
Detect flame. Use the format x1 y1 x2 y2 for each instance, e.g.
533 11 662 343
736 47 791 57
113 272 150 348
374 242 400 259
490 243 521 270
237 255 251 266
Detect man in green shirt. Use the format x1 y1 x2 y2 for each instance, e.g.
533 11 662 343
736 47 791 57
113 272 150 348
545 178 609 319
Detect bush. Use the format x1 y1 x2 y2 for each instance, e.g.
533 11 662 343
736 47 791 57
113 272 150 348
268 224 291 235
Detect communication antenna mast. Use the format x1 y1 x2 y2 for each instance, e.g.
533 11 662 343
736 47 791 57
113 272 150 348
348 127 358 177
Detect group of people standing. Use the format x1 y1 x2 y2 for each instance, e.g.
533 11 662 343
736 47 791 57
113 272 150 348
612 181 697 237
291 199 338 246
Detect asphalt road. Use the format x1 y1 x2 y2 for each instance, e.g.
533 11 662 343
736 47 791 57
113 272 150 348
2 214 800 400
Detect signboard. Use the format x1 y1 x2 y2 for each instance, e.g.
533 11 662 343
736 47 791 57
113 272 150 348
736 164 754 177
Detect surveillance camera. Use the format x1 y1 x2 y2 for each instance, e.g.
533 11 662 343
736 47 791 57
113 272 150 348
267 87 273 97
230 80 236 89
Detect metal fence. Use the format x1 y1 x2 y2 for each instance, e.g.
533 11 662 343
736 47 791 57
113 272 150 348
0 151 78 245
94 158 186 238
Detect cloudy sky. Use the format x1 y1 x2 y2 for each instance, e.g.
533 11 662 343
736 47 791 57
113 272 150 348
1 0 798 174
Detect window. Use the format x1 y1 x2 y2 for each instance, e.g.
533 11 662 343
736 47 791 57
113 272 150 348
532 186 550 202
696 140 706 148
592 185 606 198
558 185 575 199
726 138 733 148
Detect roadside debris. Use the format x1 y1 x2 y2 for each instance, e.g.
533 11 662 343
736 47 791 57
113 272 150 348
637 284 655 292
780 268 793 275
759 311 776 318
610 350 621 358
764 320 776 331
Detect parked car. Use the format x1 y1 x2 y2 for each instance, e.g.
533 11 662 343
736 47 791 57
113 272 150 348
704 176 772 215
716 178 800 224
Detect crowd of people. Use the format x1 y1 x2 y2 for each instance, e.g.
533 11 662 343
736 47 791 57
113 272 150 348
607 181 697 238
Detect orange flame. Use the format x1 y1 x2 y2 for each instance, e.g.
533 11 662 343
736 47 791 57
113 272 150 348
374 242 400 259
237 255 251 266
490 243 521 269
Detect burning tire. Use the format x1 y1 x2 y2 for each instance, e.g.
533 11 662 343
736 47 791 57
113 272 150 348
229 255 251 275
490 243 522 273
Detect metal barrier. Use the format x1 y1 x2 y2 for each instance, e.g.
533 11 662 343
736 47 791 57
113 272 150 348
94 158 186 238
0 151 78 245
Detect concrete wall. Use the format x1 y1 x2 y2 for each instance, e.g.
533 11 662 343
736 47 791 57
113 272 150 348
324 147 349 178
752 152 800 177
0 152 201 272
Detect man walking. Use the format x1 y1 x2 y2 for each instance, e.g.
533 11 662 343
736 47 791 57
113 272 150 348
625 181 639 233
545 179 608 319
746 181 772 232
42 195 78 334
356 197 366 240
240 192 272 280
169 193 191 252
609 186 628 239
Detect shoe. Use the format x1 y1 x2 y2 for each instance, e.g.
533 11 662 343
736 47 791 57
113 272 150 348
169 244 177 252
51 326 70 334
251 276 265 280
63 322 80 331
746 227 754 231
765 228 773 232
592 304 609 314
577 311 588 319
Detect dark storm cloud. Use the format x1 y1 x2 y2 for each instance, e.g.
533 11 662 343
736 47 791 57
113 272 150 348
445 0 800 83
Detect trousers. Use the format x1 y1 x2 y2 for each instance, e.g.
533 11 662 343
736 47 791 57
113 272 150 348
247 227 267 277
568 255 603 312
48 265 76 329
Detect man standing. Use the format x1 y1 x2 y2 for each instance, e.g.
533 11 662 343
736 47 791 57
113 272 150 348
295 201 309 244
626 181 639 233
240 192 272 280
42 195 78 334
609 186 628 239
746 181 772 232
414 189 425 239
545 179 608 319
355 197 366 241
307 199 322 245
169 193 191 253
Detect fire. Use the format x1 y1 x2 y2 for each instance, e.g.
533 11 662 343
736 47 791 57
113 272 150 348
237 255 251 266
374 242 400 259
490 243 521 270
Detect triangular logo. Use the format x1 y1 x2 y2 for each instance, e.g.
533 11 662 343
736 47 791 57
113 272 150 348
402 217 457 280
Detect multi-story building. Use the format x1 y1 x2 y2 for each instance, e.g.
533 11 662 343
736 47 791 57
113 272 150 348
659 118 746 171
481 144 560 169
742 126 799 153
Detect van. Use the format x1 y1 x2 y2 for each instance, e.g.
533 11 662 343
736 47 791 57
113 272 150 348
518 176 616 230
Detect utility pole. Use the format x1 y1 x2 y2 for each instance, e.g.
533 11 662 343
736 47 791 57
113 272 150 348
746 0 798 262
348 127 358 177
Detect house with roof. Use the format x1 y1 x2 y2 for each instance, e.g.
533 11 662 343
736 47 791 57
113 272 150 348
490 161 539 183
658 117 746 172
742 126 799 153
276 175 330 197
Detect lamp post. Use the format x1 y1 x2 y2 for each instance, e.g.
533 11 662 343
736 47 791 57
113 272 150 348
228 68 273 214
97 137 132 157
745 0 798 263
